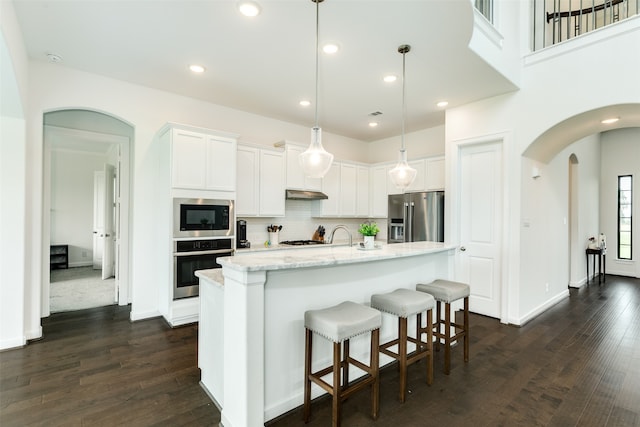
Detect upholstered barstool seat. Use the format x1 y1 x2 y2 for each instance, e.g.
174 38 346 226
416 280 470 374
371 289 435 403
304 301 381 427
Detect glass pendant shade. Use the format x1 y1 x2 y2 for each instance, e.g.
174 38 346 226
389 43 416 191
299 126 334 179
388 149 417 191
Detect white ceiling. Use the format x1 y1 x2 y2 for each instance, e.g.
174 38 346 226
13 0 517 141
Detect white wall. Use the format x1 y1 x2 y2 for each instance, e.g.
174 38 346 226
0 3 29 349
600 127 640 277
367 126 445 164
519 134 600 320
50 149 108 267
447 17 640 325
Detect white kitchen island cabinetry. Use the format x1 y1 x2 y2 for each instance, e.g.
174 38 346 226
236 144 285 217
197 241 454 426
170 126 237 191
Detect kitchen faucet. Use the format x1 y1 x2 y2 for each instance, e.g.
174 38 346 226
327 225 352 247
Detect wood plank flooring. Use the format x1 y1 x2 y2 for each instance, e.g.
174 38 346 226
2 275 640 426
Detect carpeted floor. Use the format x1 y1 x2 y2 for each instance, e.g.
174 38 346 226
50 266 116 313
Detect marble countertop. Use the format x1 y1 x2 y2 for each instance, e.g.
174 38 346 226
195 268 225 286
218 241 454 272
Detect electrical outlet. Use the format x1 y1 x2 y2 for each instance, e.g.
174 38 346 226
545 283 549 292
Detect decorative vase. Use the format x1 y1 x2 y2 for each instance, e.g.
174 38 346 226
364 235 375 249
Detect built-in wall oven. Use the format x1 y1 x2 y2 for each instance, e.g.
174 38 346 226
173 238 233 300
173 198 234 238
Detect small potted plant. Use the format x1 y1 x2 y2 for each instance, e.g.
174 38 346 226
359 222 380 249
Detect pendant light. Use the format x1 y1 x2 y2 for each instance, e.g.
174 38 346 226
299 0 334 179
388 44 417 191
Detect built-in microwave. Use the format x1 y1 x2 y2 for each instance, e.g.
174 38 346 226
173 198 234 238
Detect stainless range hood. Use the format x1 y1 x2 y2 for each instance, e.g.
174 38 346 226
285 189 328 200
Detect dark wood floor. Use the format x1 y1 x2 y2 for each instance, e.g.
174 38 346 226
2 275 640 426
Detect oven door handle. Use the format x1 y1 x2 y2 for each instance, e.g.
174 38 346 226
173 249 234 257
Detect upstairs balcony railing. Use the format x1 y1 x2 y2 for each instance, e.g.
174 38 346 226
533 0 640 50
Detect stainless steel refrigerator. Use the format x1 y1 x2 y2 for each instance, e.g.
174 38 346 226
387 191 444 243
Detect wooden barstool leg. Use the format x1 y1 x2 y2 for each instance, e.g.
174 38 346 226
343 339 350 390
304 328 312 423
426 308 433 385
371 329 380 420
435 301 442 352
332 341 341 427
464 297 469 363
444 302 451 375
398 317 408 403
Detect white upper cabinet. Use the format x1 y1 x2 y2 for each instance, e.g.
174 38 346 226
340 163 357 217
425 156 445 190
171 127 237 192
236 144 285 217
259 149 286 216
280 142 322 191
315 162 341 217
236 145 260 216
356 166 370 217
405 159 426 192
371 165 389 218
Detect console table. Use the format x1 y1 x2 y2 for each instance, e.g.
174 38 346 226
586 248 605 284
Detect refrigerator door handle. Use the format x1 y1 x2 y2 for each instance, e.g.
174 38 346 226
403 202 409 242
407 201 415 242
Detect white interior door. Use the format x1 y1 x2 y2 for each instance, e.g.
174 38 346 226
93 171 105 269
458 141 503 318
102 164 115 280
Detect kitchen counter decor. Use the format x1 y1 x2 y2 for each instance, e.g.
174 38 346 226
359 222 380 249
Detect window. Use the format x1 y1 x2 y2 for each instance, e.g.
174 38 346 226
475 0 493 23
618 175 632 260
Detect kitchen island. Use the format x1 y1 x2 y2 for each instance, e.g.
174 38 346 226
196 241 455 427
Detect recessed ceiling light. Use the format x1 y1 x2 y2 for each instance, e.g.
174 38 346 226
46 53 63 63
436 101 449 108
189 64 206 73
322 43 339 54
368 122 379 128
601 117 619 124
383 75 397 83
299 100 311 107
238 1 261 17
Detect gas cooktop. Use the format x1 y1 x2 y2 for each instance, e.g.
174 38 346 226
280 240 325 246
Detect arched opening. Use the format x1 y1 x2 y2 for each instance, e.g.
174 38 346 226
42 109 133 316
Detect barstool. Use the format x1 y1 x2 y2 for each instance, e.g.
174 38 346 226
304 301 382 427
416 280 470 375
371 288 435 403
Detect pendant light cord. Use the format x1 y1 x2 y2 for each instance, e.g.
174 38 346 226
314 0 320 128
401 48 406 151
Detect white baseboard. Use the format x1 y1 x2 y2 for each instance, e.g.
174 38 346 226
68 261 93 268
130 309 161 322
0 335 26 350
517 289 570 326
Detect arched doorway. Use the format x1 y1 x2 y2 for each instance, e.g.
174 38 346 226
42 109 133 316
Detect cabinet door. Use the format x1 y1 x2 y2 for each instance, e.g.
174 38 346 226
405 159 426 192
340 164 357 217
317 162 341 216
371 166 388 217
206 137 236 191
285 145 322 191
236 146 259 216
426 157 445 190
172 129 207 189
356 166 370 217
259 150 286 216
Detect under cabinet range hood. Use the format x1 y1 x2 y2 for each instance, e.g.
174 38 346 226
285 189 328 200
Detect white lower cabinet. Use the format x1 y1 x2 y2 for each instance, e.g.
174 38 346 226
236 145 285 217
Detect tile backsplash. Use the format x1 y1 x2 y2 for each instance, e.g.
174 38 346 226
239 200 387 247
